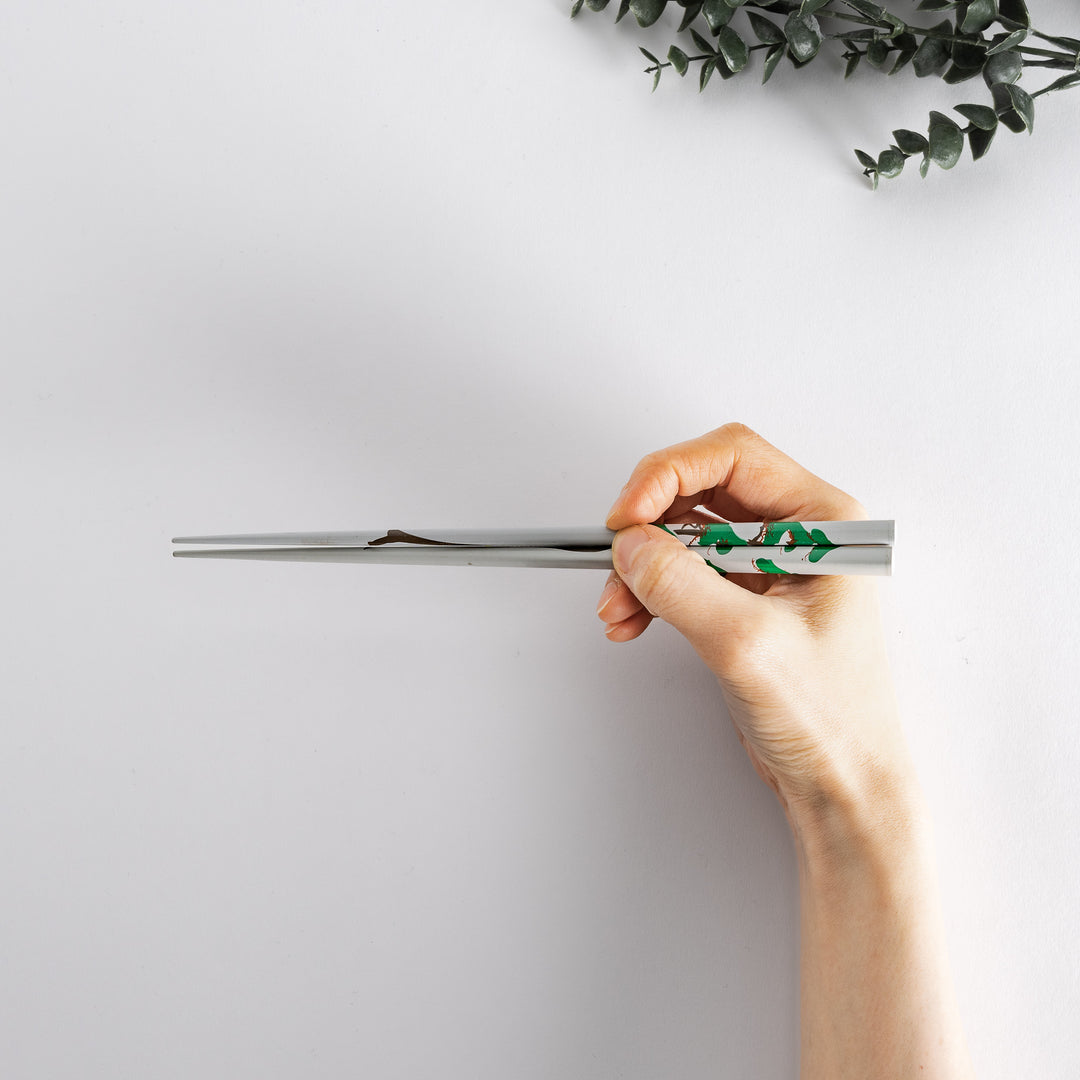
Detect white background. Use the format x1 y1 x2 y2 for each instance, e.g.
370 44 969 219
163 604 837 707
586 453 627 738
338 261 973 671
3 1 1079 1076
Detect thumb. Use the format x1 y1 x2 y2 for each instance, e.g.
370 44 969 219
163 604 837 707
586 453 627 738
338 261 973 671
611 524 760 660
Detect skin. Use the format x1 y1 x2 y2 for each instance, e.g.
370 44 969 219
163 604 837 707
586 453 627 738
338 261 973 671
597 423 974 1080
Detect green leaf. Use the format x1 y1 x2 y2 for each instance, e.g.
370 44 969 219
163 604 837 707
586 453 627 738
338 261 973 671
668 45 690 75
867 38 890 68
997 0 1030 28
890 46 917 74
919 154 931 178
677 2 702 30
762 42 785 83
877 149 905 177
881 12 907 37
1004 81 1035 132
747 11 785 44
629 0 667 26
639 46 660 64
690 28 716 53
585 0 612 9
982 49 1022 86
845 0 885 19
929 109 958 127
917 0 957 8
800 0 831 14
890 31 918 54
954 103 998 129
912 24 951 77
717 26 749 71
968 124 996 159
991 80 1024 129
570 0 585 18
844 50 861 78
1041 72 1080 95
986 29 1028 55
700 57 717 90
943 64 981 84
652 67 662 90
616 0 632 20
783 12 822 63
701 0 735 31
854 148 877 168
960 0 995 34
1038 33 1080 51
893 128 929 154
928 111 964 168
953 39 987 69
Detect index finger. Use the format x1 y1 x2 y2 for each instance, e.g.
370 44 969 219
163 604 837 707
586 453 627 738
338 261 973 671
605 422 865 530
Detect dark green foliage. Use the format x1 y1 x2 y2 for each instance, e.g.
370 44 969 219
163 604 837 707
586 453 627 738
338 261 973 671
762 42 785 82
702 0 735 31
668 44 690 74
629 0 668 26
867 38 891 67
747 11 784 43
961 0 997 35
573 0 1079 186
998 0 1030 28
954 102 998 128
893 128 929 153
928 110 964 167
983 49 1023 85
783 12 823 62
992 79 1035 130
889 33 919 74
987 29 1029 54
718 25 750 70
678 3 703 31
967 123 996 157
912 23 952 76
877 147 906 175
847 0 886 20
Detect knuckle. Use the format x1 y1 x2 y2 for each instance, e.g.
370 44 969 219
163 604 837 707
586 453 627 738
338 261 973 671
635 449 667 476
715 421 760 449
718 420 757 440
835 494 868 520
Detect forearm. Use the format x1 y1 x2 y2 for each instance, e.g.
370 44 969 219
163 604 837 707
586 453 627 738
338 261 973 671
791 775 974 1080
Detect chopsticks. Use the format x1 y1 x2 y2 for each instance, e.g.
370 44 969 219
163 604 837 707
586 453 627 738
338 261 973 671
172 520 893 576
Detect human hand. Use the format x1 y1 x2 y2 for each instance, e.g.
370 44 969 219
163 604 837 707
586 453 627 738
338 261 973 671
596 423 916 823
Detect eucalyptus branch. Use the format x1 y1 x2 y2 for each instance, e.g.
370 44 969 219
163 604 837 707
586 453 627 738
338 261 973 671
570 0 1079 186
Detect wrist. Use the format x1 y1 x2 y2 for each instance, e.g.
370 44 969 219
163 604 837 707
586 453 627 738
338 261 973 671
791 762 975 1080
784 761 930 880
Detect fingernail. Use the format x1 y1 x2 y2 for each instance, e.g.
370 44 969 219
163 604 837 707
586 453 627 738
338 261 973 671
605 483 632 525
596 579 619 617
612 525 650 576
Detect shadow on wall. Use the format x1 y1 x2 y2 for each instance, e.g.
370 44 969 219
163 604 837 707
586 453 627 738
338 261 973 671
149 215 802 1078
